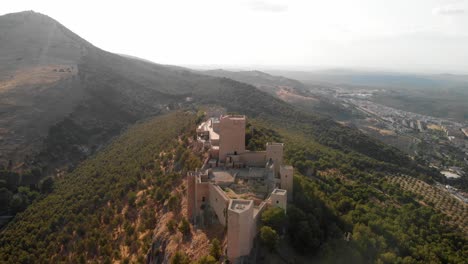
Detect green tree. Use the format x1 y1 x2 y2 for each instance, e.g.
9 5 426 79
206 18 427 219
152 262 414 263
209 238 222 260
260 226 279 252
196 255 217 264
40 177 54 194
9 193 27 213
171 251 190 264
127 192 137 206
168 194 180 213
166 219 177 233
0 187 12 210
178 217 190 237
261 207 287 233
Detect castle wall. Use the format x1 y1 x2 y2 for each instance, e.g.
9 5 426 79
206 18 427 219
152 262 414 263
270 189 288 212
194 182 210 220
219 115 246 162
239 151 266 167
191 115 294 262
266 143 283 176
210 147 219 159
209 184 230 226
187 173 196 221
280 165 294 200
212 119 220 133
227 200 254 261
251 202 268 243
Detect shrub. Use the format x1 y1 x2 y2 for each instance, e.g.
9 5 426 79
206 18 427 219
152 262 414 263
171 251 190 264
166 219 177 233
209 238 222 260
196 255 217 264
260 226 279 252
261 207 287 233
178 217 190 237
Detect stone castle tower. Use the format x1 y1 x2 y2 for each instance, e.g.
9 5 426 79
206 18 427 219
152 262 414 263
266 142 283 176
219 115 246 162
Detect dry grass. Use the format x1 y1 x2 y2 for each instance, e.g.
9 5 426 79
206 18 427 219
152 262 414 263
0 64 77 92
366 126 396 136
427 124 444 131
276 86 319 103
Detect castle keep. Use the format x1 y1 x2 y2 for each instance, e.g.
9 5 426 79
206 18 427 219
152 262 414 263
187 115 293 262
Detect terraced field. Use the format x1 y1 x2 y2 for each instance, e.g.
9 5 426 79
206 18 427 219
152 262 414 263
386 176 468 235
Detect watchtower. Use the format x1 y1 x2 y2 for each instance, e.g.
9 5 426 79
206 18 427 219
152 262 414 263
219 115 246 162
279 165 293 200
266 142 283 176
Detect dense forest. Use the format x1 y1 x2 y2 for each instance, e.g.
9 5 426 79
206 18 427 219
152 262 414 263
0 167 52 228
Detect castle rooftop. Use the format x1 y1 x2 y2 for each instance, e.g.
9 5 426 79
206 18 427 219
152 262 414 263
221 114 246 120
229 199 253 213
272 189 287 195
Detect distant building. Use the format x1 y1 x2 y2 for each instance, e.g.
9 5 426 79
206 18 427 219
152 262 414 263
462 128 468 139
416 120 425 132
188 115 293 263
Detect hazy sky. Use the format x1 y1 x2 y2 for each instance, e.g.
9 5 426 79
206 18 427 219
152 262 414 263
2 0 468 73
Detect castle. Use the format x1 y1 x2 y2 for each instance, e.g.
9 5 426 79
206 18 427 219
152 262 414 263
187 115 293 262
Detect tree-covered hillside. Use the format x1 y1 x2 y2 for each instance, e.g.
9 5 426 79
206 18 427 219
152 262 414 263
0 112 201 263
246 119 467 263
1 111 466 263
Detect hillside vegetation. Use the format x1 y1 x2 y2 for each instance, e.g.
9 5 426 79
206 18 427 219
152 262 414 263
1 11 464 264
1 111 466 263
386 175 467 234
0 112 200 263
246 119 467 263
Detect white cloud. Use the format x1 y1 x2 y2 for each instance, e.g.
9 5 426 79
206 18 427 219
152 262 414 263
433 5 465 15
248 0 288 12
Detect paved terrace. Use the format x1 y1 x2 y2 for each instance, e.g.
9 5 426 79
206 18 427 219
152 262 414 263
206 168 275 201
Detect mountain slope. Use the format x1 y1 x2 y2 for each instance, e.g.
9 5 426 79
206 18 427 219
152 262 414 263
203 69 308 95
202 69 357 120
0 112 199 263
0 11 416 177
